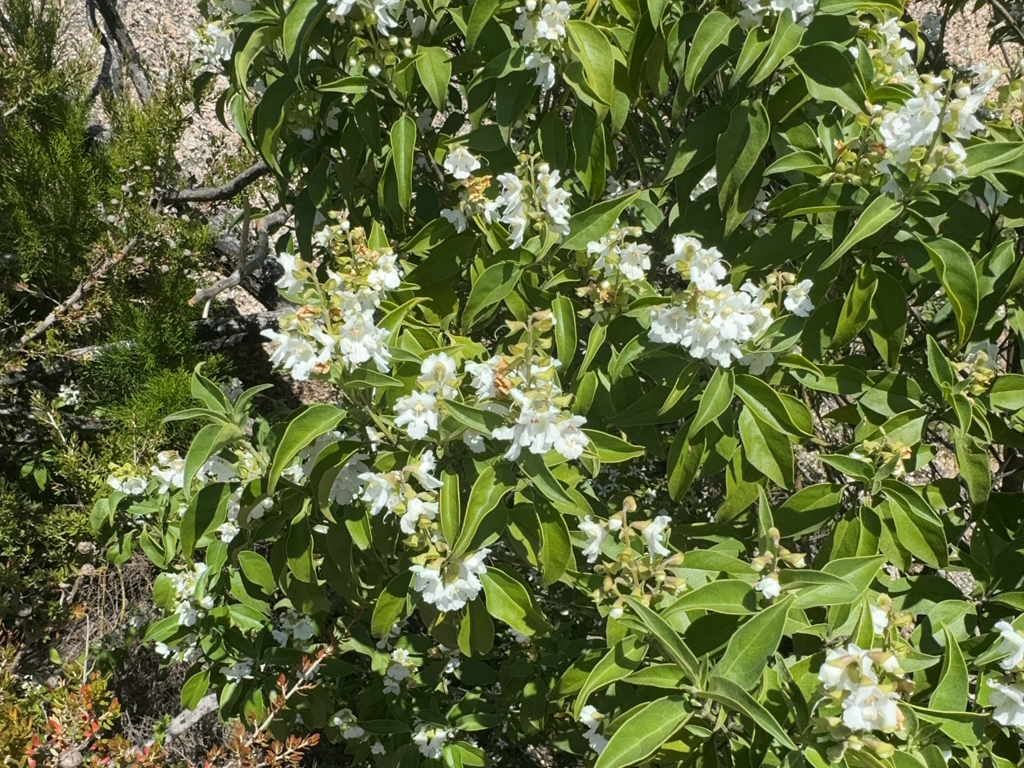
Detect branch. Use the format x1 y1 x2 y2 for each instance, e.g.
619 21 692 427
162 161 271 205
163 693 219 743
92 0 151 104
990 0 1024 47
191 224 270 313
4 236 139 357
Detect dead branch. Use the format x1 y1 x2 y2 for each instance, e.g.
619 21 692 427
91 0 151 104
163 693 219 743
3 237 140 357
192 223 270 314
162 161 271 205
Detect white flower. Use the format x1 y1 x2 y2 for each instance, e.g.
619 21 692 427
615 241 651 281
418 352 459 398
441 207 468 232
120 476 148 496
648 304 688 346
784 279 815 317
197 455 237 483
842 683 900 732
343 724 365 739
220 660 252 682
189 21 233 66
554 415 589 460
275 252 305 292
465 357 500 399
371 0 401 35
536 165 571 236
150 451 186 494
756 575 781 600
261 328 332 381
871 604 889 635
496 172 528 248
411 450 445 491
400 497 439 535
879 92 942 163
58 384 80 406
526 51 557 91
217 520 240 542
643 515 672 558
537 0 571 40
989 679 1024 727
326 453 369 506
394 391 439 439
412 724 453 759
739 350 775 375
818 644 874 693
666 234 702 274
578 516 607 564
326 0 357 22
366 248 403 294
996 620 1024 670
492 393 561 460
689 245 728 290
579 705 608 755
371 741 387 754
463 430 487 453
409 549 491 613
336 308 391 373
359 471 403 516
443 146 481 180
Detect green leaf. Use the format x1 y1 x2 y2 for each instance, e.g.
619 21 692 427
181 669 210 710
661 580 757 617
440 470 462 546
416 47 452 111
522 453 573 506
594 696 691 768
458 596 495 656
688 367 734 435
582 430 645 463
717 100 770 234
372 571 413 639
684 11 736 92
561 192 641 251
882 480 947 567
191 364 232 413
955 433 991 507
867 268 907 366
237 551 276 594
793 42 868 114
481 567 551 635
181 483 233 560
963 140 1024 175
624 596 700 682
267 404 345 493
282 0 325 75
575 635 649 718
922 238 979 348
738 408 793 488
466 0 499 51
714 596 791 689
566 21 616 109
990 374 1024 411
702 676 797 750
183 422 243 499
931 626 968 712
452 464 515 557
462 262 523 330
749 10 804 85
229 604 268 631
391 114 417 212
823 195 901 270
445 400 506 434
834 263 878 348
553 296 579 368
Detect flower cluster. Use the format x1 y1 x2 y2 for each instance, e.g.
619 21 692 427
168 562 215 627
326 0 402 36
106 466 147 496
410 548 490 612
412 723 455 759
150 451 185 494
649 235 813 369
816 645 907 737
188 21 233 67
515 0 572 91
262 219 400 381
586 221 651 282
576 497 684 618
272 609 317 646
441 150 571 249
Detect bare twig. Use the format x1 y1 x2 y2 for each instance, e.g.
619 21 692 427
989 0 1024 48
161 161 271 205
4 236 139 357
163 693 220 743
92 0 152 104
238 197 251 275
192 224 270 315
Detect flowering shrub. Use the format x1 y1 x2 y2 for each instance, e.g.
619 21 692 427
93 0 1024 764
